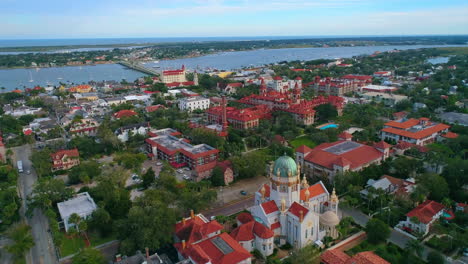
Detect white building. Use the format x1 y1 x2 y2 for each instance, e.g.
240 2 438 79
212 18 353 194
115 122 150 142
243 155 340 252
397 200 445 236
57 192 97 232
179 96 210 112
361 92 408 106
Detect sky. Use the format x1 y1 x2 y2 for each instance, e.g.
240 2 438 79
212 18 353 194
1 0 468 39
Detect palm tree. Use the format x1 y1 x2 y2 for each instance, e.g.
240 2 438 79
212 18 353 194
5 223 35 259
405 239 424 257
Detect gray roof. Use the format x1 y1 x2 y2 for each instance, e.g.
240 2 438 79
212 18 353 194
439 112 468 126
57 192 97 220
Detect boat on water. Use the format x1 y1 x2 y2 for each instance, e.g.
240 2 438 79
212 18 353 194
154 60 159 63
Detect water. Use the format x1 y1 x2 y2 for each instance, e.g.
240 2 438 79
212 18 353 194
427 56 450 64
319 124 339 130
0 64 145 90
1 44 466 91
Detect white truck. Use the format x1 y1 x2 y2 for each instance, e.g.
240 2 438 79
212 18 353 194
17 160 23 173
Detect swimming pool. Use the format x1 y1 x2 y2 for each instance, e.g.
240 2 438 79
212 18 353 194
318 123 339 130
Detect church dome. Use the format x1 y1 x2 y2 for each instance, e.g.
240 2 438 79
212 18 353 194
320 211 340 227
273 154 297 178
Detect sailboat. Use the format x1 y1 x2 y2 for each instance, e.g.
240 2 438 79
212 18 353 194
28 71 34 82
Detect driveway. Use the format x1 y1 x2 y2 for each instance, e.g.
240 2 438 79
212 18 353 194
13 145 58 264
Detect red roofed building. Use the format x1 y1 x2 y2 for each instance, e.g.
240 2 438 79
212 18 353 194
145 104 166 113
162 65 187 84
310 76 369 96
206 104 272 130
380 118 450 146
296 140 390 181
113 109 138 119
166 81 195 89
51 149 80 171
146 128 219 181
174 212 252 264
373 71 392 78
397 200 445 235
321 249 390 264
69 85 93 93
230 212 274 257
250 155 341 249
69 118 100 137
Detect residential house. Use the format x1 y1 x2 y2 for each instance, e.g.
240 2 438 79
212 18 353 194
57 192 97 232
113 109 138 119
115 122 150 142
51 149 80 171
380 118 450 146
69 118 100 137
230 212 274 257
397 200 445 235
360 175 415 199
321 249 390 264
217 82 244 94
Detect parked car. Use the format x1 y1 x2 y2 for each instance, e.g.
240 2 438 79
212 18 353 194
177 169 183 173
184 167 190 171
156 162 162 166
240 190 247 195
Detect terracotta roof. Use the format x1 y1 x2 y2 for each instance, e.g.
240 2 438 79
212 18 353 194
441 132 458 139
236 212 254 225
381 123 450 140
303 140 384 170
338 132 353 140
231 217 274 241
273 76 282 80
113 109 137 119
174 216 223 246
271 222 281 230
145 105 166 112
261 200 279 214
406 200 445 224
321 249 351 264
295 145 312 154
288 202 309 218
51 149 79 161
373 141 392 150
346 251 390 264
300 181 328 201
192 233 251 264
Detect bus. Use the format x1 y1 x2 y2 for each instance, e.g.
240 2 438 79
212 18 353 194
17 160 23 173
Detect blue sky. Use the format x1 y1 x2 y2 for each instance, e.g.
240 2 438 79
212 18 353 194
1 0 467 39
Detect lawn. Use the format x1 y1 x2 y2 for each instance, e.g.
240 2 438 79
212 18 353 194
59 231 117 257
289 136 316 149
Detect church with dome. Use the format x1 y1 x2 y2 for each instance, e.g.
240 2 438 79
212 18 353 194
234 154 341 255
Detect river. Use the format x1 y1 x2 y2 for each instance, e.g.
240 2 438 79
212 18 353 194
0 44 465 91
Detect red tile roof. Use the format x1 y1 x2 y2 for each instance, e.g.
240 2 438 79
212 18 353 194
145 105 166 113
174 215 223 246
113 109 137 119
193 233 251 264
406 200 445 224
236 212 254 225
303 141 384 170
258 184 271 198
384 118 420 129
374 141 391 150
51 149 79 161
346 251 390 264
321 249 351 264
338 132 353 140
271 222 281 230
441 132 458 139
382 123 450 140
273 76 282 80
300 181 328 201
261 200 279 214
288 202 309 218
231 219 274 241
296 145 312 154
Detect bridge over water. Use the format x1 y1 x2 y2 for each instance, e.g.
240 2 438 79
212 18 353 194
118 61 159 75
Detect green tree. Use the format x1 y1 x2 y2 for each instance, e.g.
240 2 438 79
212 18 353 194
5 223 35 259
27 178 74 213
89 208 112 236
117 190 177 255
417 173 449 202
405 239 424 257
210 166 225 187
72 247 106 264
427 251 445 264
315 103 338 122
142 167 156 188
365 218 390 244
30 148 53 177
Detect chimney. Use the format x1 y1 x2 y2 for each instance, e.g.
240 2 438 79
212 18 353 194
190 209 195 219
182 240 186 250
222 96 228 131
145 247 149 261
299 210 304 222
115 254 122 262
182 217 186 225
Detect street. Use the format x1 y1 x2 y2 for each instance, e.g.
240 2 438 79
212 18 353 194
340 205 467 264
202 196 254 219
13 145 58 264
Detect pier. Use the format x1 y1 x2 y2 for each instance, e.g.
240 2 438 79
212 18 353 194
118 61 159 75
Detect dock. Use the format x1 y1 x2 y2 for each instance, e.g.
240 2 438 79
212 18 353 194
118 61 159 75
